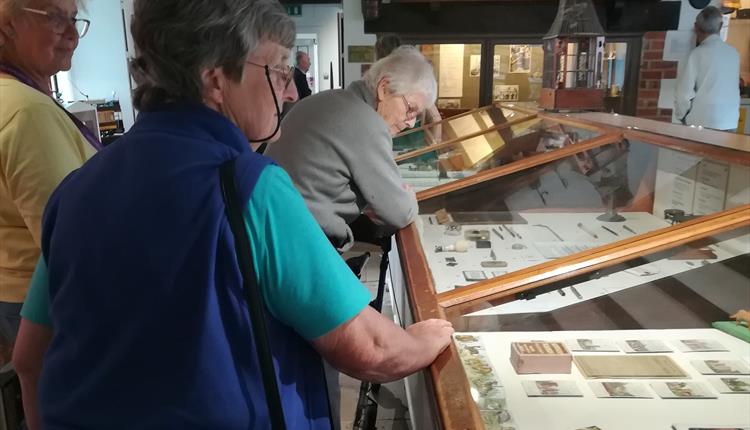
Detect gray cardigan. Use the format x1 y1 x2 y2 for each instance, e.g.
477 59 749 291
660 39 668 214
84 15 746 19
266 80 418 250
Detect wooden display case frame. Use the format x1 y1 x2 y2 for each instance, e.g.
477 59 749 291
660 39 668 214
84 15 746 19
393 107 750 429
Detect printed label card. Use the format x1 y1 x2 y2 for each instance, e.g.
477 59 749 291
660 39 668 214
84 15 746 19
589 381 653 398
566 338 620 353
674 339 728 353
709 377 750 394
651 382 717 399
522 380 583 397
619 339 673 354
691 360 750 376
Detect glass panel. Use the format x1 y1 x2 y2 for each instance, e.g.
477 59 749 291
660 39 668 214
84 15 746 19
393 105 532 156
448 226 750 332
492 44 544 103
416 44 483 110
398 117 602 193
413 139 750 294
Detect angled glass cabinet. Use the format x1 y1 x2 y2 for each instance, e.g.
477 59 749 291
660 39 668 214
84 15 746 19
395 105 607 194
390 108 750 430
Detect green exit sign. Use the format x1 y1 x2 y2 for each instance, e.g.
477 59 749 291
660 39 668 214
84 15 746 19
285 4 302 16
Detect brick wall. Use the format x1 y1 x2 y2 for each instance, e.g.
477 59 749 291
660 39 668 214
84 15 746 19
636 32 678 122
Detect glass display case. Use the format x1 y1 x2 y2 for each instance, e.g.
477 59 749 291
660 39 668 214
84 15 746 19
389 109 750 429
395 105 607 194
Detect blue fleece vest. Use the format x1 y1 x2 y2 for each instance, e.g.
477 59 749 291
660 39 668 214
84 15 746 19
38 104 331 429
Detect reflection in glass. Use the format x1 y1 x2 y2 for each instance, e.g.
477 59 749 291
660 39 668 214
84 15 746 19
414 139 749 294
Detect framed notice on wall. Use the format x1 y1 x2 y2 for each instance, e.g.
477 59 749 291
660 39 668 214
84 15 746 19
347 46 375 63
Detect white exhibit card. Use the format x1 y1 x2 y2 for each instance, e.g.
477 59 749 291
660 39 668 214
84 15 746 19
619 339 673 354
651 382 717 399
709 377 750 394
522 380 583 397
566 338 621 353
691 360 750 376
589 381 653 398
674 339 729 353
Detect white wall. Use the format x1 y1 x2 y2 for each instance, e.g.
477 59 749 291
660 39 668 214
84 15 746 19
61 0 135 130
292 4 342 91
342 0 376 87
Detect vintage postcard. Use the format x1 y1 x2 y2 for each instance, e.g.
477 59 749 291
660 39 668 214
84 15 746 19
709 377 750 394
574 355 688 379
619 339 673 354
651 382 717 399
675 339 729 353
566 338 621 353
521 380 583 397
691 360 750 375
589 381 653 398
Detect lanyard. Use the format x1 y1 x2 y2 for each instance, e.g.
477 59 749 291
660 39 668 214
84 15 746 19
0 62 103 151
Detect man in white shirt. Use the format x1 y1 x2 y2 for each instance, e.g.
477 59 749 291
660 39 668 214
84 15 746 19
674 6 740 132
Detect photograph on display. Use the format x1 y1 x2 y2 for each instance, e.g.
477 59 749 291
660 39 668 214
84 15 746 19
709 377 750 394
566 338 620 353
522 380 583 397
493 85 519 102
492 54 505 80
692 360 750 375
675 339 729 353
620 339 673 354
651 382 717 399
589 381 653 398
509 45 531 73
469 54 481 77
437 98 461 109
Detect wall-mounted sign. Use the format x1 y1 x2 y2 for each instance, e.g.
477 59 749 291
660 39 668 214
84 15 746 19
347 46 375 63
284 4 302 16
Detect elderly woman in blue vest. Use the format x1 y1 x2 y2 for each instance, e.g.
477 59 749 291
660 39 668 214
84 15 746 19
14 0 454 428
266 46 436 252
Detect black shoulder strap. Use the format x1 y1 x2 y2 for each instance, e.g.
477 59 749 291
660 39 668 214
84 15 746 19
219 158 287 430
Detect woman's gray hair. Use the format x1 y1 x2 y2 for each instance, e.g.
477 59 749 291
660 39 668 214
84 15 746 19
695 6 723 35
363 45 437 105
130 0 295 111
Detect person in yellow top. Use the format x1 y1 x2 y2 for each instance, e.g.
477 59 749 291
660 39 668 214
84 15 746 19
0 0 97 413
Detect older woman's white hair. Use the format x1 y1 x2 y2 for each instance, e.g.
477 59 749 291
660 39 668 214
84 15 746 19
363 45 437 106
130 0 295 111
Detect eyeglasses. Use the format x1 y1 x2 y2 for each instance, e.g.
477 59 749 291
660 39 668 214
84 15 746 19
246 61 295 91
22 7 90 38
401 95 419 120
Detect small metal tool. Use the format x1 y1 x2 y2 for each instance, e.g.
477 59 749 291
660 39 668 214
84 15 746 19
428 216 434 225
490 250 497 260
501 225 516 239
623 225 637 235
505 225 522 240
601 225 619 237
492 228 504 240
533 224 563 242
557 289 566 296
577 222 599 239
570 286 583 300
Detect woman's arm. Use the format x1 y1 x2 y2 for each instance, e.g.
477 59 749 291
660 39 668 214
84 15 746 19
12 319 52 430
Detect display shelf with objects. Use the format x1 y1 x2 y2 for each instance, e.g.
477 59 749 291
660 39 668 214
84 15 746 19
387 107 750 429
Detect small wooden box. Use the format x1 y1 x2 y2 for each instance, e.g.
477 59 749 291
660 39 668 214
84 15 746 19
510 341 572 374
